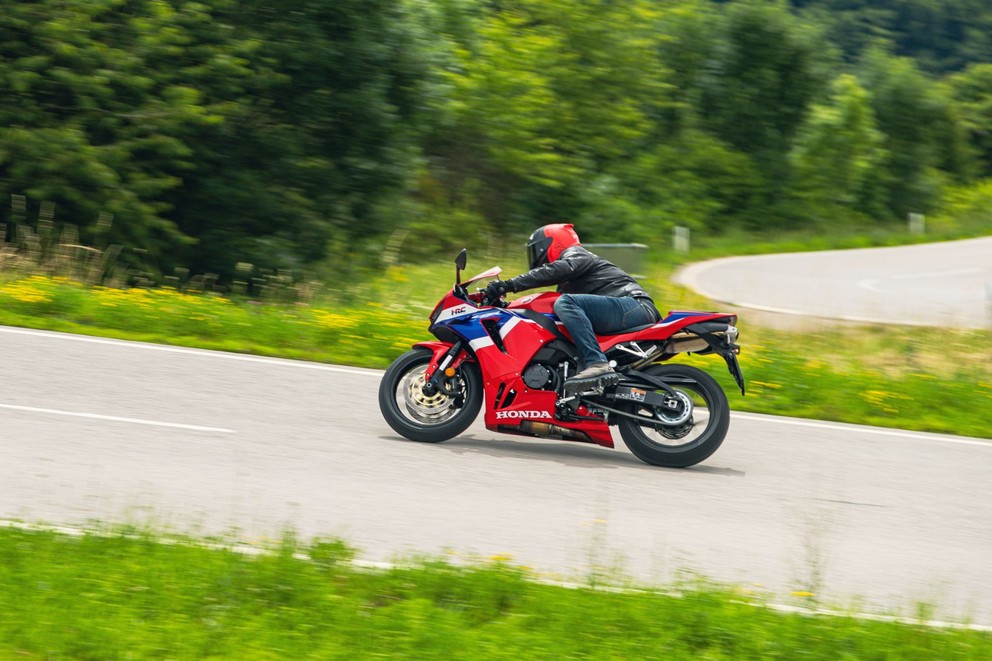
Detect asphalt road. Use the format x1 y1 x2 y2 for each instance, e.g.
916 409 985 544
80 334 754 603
2 324 990 625
675 236 992 329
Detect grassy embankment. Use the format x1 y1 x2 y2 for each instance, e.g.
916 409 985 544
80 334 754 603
2 525 991 660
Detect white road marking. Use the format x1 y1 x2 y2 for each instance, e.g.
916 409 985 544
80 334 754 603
0 403 236 433
732 412 990 446
0 325 380 377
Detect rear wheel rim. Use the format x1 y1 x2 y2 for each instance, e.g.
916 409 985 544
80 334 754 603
632 380 713 449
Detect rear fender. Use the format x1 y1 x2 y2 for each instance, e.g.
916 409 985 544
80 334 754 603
682 320 745 395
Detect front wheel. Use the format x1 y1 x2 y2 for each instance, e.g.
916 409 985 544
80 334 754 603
378 348 483 443
617 364 730 468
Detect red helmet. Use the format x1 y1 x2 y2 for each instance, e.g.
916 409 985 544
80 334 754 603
526 223 581 269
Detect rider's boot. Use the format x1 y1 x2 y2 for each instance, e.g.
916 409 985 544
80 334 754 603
564 362 620 395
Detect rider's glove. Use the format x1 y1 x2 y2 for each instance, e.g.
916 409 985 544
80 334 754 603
485 280 510 301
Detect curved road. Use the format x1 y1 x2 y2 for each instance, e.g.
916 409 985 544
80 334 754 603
1 324 990 626
676 236 992 328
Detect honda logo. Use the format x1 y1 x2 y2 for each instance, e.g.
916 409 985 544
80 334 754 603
495 410 552 420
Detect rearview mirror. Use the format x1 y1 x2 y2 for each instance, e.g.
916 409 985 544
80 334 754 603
455 249 467 285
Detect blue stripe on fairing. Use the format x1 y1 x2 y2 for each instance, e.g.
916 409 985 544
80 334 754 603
660 311 711 323
439 308 533 341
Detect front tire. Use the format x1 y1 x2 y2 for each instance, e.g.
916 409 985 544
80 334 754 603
617 363 730 468
378 348 482 443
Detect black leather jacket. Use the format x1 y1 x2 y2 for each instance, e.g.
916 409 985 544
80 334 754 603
506 246 657 312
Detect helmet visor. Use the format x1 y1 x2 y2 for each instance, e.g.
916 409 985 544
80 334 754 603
526 228 554 269
527 241 542 270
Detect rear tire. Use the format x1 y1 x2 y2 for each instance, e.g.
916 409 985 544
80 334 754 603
617 364 729 468
378 348 482 443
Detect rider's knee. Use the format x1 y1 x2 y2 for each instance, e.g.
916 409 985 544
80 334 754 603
553 294 575 316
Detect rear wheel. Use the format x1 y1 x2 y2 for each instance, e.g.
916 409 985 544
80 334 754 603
617 363 729 468
378 348 482 443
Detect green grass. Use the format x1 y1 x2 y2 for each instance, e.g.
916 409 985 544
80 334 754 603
0 275 431 369
1 525 990 660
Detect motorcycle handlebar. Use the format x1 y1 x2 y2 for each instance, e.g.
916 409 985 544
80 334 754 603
477 289 508 309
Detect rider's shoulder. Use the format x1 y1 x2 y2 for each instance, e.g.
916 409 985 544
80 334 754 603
561 245 593 259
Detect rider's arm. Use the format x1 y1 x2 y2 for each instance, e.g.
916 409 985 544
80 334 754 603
506 248 594 292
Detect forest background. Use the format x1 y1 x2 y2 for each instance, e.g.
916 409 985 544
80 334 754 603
2 0 992 284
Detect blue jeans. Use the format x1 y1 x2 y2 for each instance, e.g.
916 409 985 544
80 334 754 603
552 294 657 369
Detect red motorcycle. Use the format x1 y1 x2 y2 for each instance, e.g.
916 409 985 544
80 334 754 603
379 250 745 467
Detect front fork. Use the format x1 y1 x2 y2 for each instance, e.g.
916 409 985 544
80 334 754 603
418 341 469 402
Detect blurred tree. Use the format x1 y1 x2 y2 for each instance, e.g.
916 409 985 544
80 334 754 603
789 74 888 220
791 0 992 74
0 0 222 257
947 64 992 177
172 0 435 275
694 0 835 227
432 0 672 238
3 0 989 276
0 0 436 277
648 1 771 232
857 48 969 216
581 128 762 239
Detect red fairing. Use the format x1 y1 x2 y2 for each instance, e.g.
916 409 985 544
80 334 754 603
507 291 560 314
481 387 615 448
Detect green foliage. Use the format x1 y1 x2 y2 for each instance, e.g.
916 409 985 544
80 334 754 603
856 48 968 217
701 2 833 166
694 0 835 226
2 526 991 659
180 0 434 275
789 74 888 219
0 0 435 278
792 0 992 74
0 0 215 255
947 63 992 177
930 179 992 234
2 0 992 275
428 0 672 233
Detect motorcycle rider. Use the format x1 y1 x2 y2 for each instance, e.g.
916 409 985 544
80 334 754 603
486 223 660 387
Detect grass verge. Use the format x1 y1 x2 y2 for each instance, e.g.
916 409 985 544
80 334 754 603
1 525 990 660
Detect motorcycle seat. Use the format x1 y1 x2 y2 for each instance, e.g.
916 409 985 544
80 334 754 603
620 322 656 333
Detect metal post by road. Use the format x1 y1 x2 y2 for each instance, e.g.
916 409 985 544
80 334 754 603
673 226 690 253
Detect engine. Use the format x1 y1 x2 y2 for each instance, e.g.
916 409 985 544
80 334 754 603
522 362 560 390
